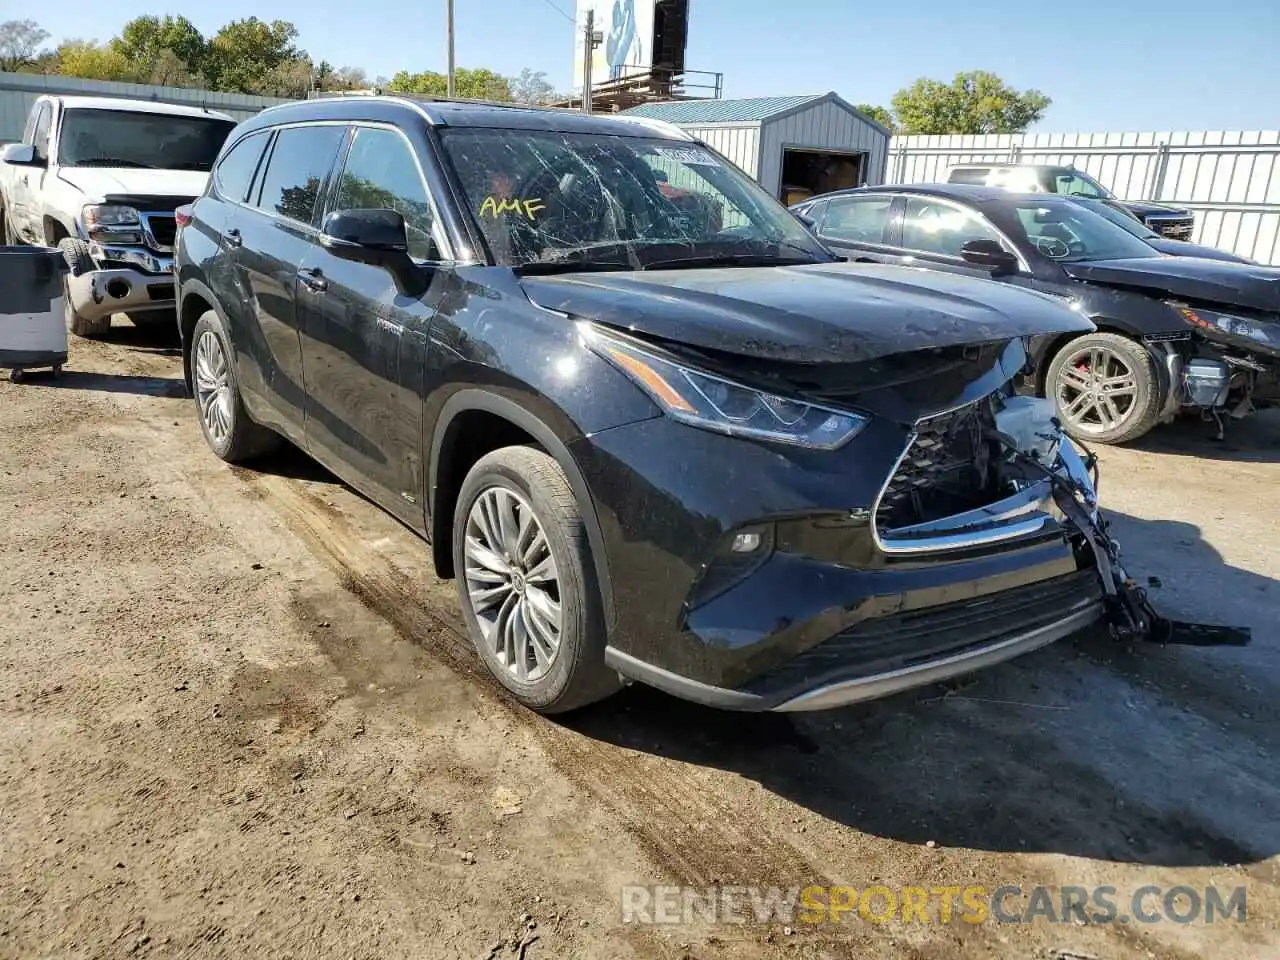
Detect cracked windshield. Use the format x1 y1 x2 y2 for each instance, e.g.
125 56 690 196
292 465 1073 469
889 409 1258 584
439 128 832 269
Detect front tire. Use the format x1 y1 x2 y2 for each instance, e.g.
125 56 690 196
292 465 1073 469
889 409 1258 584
58 238 111 339
190 310 279 463
1046 332 1162 444
452 446 620 714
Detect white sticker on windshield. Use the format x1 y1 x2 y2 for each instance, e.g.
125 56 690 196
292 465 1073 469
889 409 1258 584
653 146 718 166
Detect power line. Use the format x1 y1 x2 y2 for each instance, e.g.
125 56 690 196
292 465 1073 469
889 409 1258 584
535 0 577 23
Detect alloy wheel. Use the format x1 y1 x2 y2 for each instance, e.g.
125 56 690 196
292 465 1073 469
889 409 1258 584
463 486 562 683
194 330 234 445
1054 344 1138 434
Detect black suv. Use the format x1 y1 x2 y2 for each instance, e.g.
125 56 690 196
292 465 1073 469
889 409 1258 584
946 164 1195 240
177 96 1124 715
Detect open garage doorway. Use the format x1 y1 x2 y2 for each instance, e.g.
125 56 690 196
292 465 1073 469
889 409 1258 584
780 148 865 206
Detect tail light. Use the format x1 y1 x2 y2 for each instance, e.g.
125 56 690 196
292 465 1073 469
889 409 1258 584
175 205 194 228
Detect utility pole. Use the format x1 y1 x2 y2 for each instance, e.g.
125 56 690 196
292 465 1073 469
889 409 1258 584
446 0 456 98
582 8 602 114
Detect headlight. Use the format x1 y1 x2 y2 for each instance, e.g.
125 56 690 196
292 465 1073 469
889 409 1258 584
82 204 141 229
1171 302 1278 349
584 326 869 450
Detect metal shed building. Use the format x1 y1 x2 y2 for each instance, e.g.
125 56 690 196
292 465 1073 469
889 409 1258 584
623 93 891 204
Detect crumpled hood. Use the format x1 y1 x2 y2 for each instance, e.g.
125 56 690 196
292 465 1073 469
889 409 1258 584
521 262 1094 364
57 167 208 202
1062 257 1280 314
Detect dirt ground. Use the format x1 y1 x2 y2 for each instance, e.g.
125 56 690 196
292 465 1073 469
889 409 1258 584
1 321 1277 960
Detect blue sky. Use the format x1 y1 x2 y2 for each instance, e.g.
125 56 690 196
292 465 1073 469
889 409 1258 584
11 0 1279 131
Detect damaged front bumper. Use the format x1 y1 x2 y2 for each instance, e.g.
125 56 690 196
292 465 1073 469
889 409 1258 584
67 251 176 322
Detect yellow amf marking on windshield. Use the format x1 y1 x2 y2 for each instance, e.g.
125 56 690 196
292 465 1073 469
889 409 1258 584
479 196 546 219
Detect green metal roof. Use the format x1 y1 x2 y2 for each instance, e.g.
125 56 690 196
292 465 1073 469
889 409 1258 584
623 95 825 125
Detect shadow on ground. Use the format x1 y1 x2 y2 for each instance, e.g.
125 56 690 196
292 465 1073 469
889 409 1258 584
566 509 1279 870
11 368 185 397
95 319 183 356
1130 407 1280 463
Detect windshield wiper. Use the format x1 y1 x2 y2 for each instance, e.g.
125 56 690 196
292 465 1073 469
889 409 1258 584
69 158 157 168
513 260 634 276
641 253 820 271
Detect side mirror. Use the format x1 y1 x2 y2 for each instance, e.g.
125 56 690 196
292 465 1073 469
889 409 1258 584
319 208 427 296
960 238 1019 275
793 211 816 229
1 143 43 167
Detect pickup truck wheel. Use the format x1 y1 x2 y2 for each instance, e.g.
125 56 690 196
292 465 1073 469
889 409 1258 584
190 310 280 463
57 238 111 338
1047 332 1162 444
452 446 620 714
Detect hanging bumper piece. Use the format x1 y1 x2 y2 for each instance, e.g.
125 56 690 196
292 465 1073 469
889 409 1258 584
1008 430 1252 648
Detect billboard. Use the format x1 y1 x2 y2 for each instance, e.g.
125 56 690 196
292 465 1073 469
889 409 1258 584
573 0 657 91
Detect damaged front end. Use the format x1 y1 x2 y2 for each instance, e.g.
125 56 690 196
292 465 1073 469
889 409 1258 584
910 391 1253 648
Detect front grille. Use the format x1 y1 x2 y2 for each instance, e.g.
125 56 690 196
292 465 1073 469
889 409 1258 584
1149 217 1194 240
144 214 177 249
741 570 1102 697
875 400 1002 531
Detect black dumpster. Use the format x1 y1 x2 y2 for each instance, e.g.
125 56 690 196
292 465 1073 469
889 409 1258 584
0 245 69 379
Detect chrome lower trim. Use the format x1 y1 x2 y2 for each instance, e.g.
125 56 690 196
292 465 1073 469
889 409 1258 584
876 481 1054 554
771 601 1103 712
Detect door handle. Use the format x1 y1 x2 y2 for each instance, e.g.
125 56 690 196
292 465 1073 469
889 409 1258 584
297 268 328 293
223 228 242 248
854 256 879 263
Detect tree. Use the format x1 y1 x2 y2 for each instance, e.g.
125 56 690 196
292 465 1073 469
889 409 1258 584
114 15 206 82
205 18 300 93
55 40 139 82
0 19 49 72
855 103 896 133
509 68 560 106
387 67 511 101
891 71 1050 135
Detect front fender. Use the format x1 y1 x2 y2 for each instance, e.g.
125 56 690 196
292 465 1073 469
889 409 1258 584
427 387 618 630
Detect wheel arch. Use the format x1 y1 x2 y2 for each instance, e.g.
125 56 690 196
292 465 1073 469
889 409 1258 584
1035 318 1144 396
177 277 223 392
428 389 615 629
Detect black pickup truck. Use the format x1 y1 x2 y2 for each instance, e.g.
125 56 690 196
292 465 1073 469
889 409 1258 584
946 163 1195 240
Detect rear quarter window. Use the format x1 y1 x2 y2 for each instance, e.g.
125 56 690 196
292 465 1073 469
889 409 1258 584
213 131 270 204
947 168 989 185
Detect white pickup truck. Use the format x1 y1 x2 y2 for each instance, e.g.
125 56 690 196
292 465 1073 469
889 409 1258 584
0 96 236 337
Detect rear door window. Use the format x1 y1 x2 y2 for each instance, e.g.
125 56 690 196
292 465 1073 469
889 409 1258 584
819 196 894 244
253 125 347 226
213 131 270 204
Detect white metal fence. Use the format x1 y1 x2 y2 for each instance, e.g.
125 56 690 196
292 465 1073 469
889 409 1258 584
888 131 1280 266
0 71 290 144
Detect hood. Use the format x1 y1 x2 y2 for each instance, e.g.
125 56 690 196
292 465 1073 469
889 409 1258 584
1062 257 1280 313
1147 238 1254 264
57 167 208 203
522 262 1094 365
1118 199 1191 218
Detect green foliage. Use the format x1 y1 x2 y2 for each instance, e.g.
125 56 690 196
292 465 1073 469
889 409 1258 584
16 15 516 102
114 15 205 76
854 103 896 133
0 19 50 72
205 18 301 93
386 67 512 101
54 40 139 83
510 69 562 106
891 70 1051 135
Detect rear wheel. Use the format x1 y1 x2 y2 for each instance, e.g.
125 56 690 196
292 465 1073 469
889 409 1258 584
190 310 280 463
1047 332 1162 444
58 238 111 339
452 446 620 714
